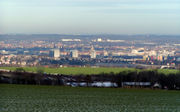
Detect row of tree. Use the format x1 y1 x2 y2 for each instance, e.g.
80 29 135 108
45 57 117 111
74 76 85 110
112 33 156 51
115 70 180 89
0 68 180 90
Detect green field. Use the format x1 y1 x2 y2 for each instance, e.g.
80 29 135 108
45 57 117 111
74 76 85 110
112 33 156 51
0 66 179 75
0 67 136 75
0 84 180 112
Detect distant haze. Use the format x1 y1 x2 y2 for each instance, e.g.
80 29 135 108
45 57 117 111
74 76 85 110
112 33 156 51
0 0 180 34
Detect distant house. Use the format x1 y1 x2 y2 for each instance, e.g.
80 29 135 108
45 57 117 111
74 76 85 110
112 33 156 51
91 82 118 87
122 82 151 88
66 81 118 87
153 82 161 88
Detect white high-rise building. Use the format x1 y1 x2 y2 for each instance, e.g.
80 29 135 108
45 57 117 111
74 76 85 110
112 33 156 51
72 50 78 58
90 46 96 59
103 50 108 56
54 49 60 58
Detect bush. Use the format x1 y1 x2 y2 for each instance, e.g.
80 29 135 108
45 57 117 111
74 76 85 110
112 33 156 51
15 67 25 72
36 67 44 74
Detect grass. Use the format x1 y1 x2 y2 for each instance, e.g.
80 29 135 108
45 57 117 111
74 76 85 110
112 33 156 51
0 66 179 75
0 84 180 112
157 69 179 75
0 67 136 75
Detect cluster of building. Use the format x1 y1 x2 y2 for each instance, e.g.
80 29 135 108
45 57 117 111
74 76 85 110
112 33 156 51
0 55 39 66
46 46 96 59
0 36 180 68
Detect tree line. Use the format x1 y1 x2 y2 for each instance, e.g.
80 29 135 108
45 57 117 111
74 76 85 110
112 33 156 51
0 68 180 90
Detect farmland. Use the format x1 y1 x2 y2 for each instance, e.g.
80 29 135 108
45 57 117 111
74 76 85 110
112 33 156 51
0 84 180 112
0 67 179 75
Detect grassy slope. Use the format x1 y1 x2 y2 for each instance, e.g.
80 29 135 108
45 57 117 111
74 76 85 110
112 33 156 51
0 67 179 75
0 67 136 75
0 84 180 112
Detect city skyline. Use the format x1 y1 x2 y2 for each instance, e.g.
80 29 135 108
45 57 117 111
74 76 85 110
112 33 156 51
0 0 180 35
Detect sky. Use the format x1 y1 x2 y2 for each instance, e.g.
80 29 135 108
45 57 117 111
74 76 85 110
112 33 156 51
0 0 180 34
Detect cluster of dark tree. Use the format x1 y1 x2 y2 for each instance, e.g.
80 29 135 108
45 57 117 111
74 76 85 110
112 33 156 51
40 58 88 66
114 70 180 90
0 70 180 90
39 57 134 67
0 71 64 85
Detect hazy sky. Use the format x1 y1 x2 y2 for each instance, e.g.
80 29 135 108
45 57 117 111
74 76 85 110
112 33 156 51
0 0 180 34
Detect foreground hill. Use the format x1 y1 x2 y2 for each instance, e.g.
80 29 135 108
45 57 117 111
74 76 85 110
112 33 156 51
0 84 179 112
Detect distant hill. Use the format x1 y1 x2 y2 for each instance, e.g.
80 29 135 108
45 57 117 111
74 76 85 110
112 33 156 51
0 34 180 42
